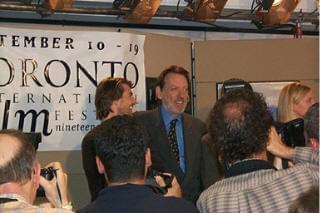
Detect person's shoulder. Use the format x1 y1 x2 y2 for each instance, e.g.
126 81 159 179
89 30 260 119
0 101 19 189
134 108 158 117
198 183 215 200
156 196 199 213
287 162 319 174
81 123 101 147
182 113 206 132
196 182 222 210
82 121 104 137
134 109 160 124
183 113 205 124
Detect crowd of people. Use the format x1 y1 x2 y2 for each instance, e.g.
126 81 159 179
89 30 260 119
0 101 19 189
0 65 318 212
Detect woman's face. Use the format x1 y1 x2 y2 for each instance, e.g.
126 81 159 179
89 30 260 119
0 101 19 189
293 91 315 118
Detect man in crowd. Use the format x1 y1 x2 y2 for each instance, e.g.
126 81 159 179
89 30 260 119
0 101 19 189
82 77 136 201
304 102 319 148
197 89 319 212
135 65 221 203
0 129 72 212
78 115 198 213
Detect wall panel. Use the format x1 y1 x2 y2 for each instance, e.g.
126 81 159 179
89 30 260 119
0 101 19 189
194 38 319 121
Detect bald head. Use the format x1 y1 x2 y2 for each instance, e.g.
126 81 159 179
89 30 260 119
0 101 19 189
0 129 36 185
0 134 21 167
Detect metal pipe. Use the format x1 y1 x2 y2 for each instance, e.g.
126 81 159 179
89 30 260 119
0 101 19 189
0 2 318 24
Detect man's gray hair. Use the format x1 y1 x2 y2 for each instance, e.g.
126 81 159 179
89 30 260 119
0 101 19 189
304 102 319 141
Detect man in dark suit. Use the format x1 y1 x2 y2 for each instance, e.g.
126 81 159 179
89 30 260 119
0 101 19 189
82 77 137 201
135 65 221 203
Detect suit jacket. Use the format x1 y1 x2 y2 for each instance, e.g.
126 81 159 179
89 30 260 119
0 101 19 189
134 108 221 203
81 121 108 201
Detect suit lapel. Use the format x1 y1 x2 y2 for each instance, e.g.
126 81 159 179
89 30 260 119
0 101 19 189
152 108 185 181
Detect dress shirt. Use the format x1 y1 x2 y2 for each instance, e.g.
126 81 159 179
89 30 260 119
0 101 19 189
197 147 319 213
160 106 185 172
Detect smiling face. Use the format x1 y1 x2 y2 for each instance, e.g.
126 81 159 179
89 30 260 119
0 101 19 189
116 83 137 115
156 73 189 118
293 91 315 118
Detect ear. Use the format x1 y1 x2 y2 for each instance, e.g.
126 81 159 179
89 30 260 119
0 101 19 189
32 162 41 188
155 86 162 100
96 156 106 174
292 103 303 118
145 148 152 168
309 138 319 148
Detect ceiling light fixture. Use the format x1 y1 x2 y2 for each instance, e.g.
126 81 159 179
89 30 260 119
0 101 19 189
254 0 301 25
42 0 73 11
183 0 228 23
113 0 161 24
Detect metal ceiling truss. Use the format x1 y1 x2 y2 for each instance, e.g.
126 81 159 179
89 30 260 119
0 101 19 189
0 1 318 35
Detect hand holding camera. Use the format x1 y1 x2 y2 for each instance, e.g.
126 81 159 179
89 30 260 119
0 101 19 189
38 162 69 208
155 173 182 198
146 169 181 197
267 127 295 160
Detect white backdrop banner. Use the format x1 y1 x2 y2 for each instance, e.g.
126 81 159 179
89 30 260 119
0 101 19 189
0 27 146 151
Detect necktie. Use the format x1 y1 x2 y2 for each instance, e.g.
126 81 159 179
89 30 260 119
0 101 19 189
168 119 179 164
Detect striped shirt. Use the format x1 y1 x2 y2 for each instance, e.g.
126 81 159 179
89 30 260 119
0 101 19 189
0 193 73 213
197 147 319 213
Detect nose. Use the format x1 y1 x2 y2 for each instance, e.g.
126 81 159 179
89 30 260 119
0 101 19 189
133 94 138 105
178 89 189 100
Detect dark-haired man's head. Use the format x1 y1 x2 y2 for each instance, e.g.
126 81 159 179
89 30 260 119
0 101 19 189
208 89 273 164
304 102 319 148
0 129 40 204
156 65 190 118
95 77 136 121
94 115 151 184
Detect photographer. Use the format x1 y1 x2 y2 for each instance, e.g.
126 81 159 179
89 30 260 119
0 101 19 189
0 129 72 212
197 90 318 212
78 115 198 213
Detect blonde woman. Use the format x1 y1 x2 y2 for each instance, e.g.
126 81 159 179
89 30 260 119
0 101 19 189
277 82 315 122
274 82 315 169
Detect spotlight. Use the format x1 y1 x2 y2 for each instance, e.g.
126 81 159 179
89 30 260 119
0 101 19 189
256 0 300 25
183 0 228 23
42 0 73 11
113 0 161 24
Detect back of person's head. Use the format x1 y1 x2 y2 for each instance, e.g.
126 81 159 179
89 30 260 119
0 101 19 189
288 186 319 213
220 78 253 97
94 115 149 183
277 82 311 122
157 65 190 89
304 102 319 141
95 77 132 120
0 129 36 185
208 89 273 164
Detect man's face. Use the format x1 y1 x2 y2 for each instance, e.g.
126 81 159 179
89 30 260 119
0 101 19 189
293 91 315 118
116 83 136 115
156 73 189 117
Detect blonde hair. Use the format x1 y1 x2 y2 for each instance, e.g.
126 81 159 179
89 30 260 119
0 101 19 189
277 82 311 122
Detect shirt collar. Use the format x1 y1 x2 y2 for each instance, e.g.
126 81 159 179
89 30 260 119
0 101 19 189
160 106 182 127
0 193 28 203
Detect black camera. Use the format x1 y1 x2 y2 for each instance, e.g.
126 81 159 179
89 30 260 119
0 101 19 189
275 118 306 147
146 169 174 194
36 167 57 197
